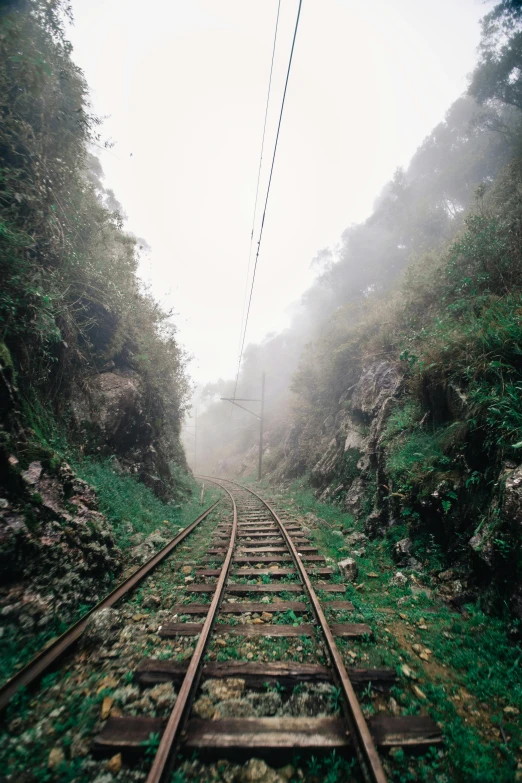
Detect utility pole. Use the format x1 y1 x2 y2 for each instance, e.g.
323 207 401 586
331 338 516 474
221 372 265 482
258 373 265 481
185 408 197 473
194 407 197 474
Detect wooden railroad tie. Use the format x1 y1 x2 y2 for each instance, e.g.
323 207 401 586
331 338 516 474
193 568 334 579
186 583 346 594
169 600 355 614
94 715 442 756
134 659 396 690
159 622 372 638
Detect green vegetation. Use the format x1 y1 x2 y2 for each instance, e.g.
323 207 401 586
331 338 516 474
284 482 522 782
72 457 207 550
0 0 189 487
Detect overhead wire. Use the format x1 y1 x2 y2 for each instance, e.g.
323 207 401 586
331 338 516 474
231 0 303 403
233 0 282 406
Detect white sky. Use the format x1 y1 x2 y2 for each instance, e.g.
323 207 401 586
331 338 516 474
68 0 486 384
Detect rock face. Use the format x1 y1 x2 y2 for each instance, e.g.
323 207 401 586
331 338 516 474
0 454 122 667
351 361 402 418
70 369 174 499
303 361 403 519
503 465 522 527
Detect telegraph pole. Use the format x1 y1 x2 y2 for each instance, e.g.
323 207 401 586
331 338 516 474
194 407 197 473
258 373 265 481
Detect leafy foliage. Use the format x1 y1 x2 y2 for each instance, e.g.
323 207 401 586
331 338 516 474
0 0 189 477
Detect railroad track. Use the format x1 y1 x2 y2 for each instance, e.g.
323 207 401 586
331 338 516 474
93 477 442 783
0 499 221 713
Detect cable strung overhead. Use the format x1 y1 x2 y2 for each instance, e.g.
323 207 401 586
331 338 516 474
232 0 303 398
233 0 282 403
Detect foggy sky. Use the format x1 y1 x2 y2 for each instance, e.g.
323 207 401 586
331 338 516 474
67 0 485 384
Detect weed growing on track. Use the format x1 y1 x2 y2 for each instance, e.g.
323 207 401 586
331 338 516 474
268 478 522 783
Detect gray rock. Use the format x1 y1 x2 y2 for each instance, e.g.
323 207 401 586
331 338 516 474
394 538 412 559
469 525 495 569
283 683 335 717
503 464 522 526
22 461 43 486
112 685 141 706
344 478 365 515
148 682 176 709
338 557 358 581
240 759 284 783
247 691 282 716
213 699 256 718
344 531 367 546
364 509 385 538
80 608 122 648
438 568 457 582
351 361 402 417
391 571 408 586
142 595 161 609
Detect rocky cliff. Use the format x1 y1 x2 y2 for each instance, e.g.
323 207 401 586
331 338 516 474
267 358 522 631
70 367 176 500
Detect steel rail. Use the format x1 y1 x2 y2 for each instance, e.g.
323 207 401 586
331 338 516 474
0 499 221 713
146 484 238 783
202 477 387 783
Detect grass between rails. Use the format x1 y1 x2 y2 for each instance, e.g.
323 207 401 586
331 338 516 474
261 476 522 783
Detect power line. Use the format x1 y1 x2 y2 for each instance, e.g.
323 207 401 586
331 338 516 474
232 0 302 398
234 0 282 398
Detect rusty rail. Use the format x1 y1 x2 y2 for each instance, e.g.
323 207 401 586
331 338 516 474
0 499 221 713
199 476 387 783
145 484 238 783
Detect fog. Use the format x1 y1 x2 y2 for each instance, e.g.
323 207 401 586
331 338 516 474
68 0 484 385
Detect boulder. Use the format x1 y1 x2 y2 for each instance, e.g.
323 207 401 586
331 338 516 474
80 608 122 648
338 557 358 581
344 531 368 547
142 594 161 609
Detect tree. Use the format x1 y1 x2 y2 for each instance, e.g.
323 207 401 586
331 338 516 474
469 0 522 110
